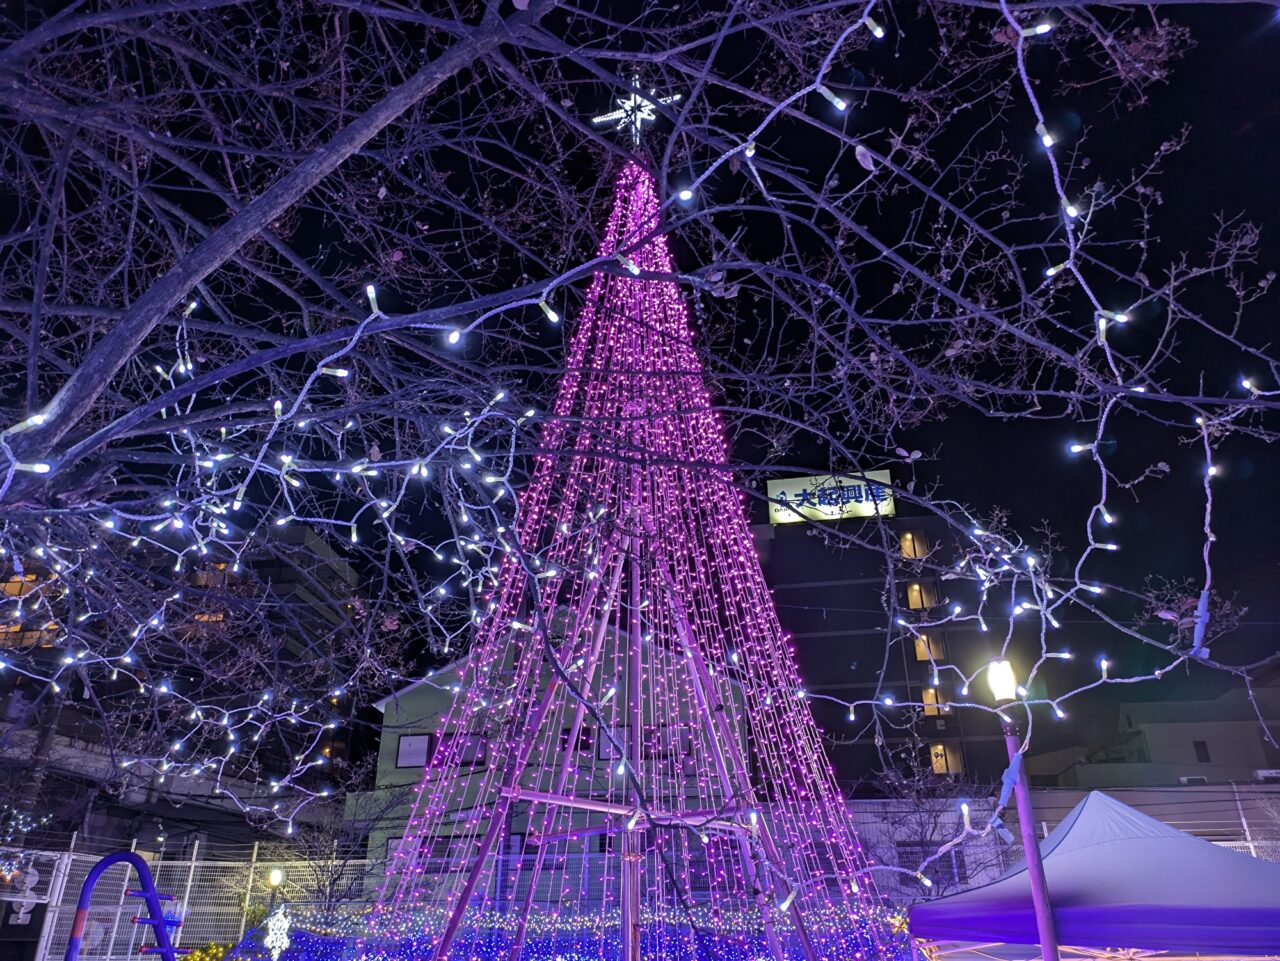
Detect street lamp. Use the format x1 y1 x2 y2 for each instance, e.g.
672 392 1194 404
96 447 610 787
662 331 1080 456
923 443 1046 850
987 660 1060 961
267 867 284 916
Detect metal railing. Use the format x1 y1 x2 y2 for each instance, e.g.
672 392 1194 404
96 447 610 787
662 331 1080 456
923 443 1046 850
0 839 380 961
7 819 1279 960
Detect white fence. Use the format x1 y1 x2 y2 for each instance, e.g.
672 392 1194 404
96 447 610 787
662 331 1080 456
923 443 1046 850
1 830 1006 960
5 819 1278 960
0 839 382 961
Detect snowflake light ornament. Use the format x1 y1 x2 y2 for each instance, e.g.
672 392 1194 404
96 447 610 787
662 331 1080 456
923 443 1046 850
264 906 291 961
592 76 682 145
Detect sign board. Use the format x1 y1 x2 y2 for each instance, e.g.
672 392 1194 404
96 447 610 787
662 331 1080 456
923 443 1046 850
766 471 894 525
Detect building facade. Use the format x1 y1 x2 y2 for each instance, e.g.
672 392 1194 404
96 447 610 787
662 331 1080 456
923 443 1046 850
751 473 1010 791
1028 686 1280 789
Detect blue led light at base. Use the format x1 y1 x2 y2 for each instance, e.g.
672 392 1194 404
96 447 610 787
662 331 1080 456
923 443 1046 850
226 919 908 961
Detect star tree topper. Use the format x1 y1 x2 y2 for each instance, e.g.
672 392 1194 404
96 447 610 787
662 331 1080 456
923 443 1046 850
592 76 682 145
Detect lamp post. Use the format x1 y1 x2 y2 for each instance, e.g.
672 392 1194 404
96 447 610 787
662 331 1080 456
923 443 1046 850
267 867 284 916
987 660 1060 961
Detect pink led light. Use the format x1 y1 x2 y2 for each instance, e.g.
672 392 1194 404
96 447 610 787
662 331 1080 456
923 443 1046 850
370 162 897 960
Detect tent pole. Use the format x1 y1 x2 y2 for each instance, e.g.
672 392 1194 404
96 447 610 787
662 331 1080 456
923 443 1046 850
1004 726 1060 961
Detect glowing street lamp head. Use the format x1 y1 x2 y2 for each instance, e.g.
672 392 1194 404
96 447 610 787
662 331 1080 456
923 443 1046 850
987 658 1018 703
268 867 284 888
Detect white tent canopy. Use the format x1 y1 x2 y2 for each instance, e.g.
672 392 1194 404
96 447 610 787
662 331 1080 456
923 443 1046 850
909 790 1280 957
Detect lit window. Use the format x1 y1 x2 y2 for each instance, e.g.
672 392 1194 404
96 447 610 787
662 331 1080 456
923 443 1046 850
930 742 963 775
907 581 937 610
914 634 944 661
192 562 232 589
0 624 53 649
922 687 948 716
1 574 38 598
193 612 225 623
901 531 929 559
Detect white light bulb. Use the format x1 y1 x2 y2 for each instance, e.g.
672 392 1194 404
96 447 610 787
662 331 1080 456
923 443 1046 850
817 85 848 112
677 188 693 202
447 329 461 345
6 413 47 434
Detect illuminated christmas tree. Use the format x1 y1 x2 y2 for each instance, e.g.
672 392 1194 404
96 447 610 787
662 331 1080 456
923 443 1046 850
368 160 901 961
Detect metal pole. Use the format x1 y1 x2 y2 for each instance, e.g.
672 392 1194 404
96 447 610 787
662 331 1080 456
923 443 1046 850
430 544 628 961
1231 782 1258 858
505 573 619 961
620 551 642 961
652 564 791 961
1004 727 1060 961
34 843 75 961
237 842 258 941
104 838 138 961
173 840 198 948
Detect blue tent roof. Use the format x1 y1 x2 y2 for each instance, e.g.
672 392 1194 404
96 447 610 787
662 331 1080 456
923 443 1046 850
909 790 1280 954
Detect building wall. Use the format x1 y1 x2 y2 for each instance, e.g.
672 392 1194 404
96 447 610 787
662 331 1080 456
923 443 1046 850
1136 719 1273 779
358 644 750 862
1031 689 1280 789
755 513 1010 789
